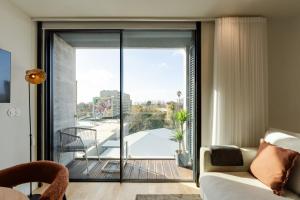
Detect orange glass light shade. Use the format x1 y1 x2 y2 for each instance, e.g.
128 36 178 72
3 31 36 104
25 69 46 84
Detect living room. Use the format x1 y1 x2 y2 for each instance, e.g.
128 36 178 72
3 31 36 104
0 0 299 199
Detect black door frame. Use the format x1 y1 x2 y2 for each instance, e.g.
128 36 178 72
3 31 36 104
195 22 202 186
37 24 201 183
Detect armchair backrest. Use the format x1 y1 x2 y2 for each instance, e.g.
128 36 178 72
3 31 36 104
0 161 69 200
59 128 80 147
59 127 97 151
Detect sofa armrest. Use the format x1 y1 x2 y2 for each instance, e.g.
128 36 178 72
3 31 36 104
200 147 257 176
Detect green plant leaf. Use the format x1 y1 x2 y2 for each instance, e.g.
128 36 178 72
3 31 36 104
175 109 187 123
170 130 184 142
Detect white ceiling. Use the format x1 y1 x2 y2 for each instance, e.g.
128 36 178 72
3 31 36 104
9 0 300 19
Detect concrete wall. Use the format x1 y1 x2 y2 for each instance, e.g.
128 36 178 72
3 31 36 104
53 34 77 165
268 17 300 133
0 0 36 193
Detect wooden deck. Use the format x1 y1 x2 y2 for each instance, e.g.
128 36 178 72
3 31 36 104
66 159 193 181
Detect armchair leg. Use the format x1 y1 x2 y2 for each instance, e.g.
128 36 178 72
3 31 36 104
84 150 89 175
95 143 101 161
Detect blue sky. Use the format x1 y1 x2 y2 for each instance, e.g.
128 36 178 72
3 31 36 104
76 48 185 104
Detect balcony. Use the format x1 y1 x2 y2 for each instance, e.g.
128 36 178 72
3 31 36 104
67 159 192 180
59 119 193 181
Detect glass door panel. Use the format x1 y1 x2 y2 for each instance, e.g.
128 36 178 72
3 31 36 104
52 32 121 180
122 30 195 181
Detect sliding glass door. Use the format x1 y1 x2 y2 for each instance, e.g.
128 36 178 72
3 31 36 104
122 31 195 181
45 29 195 182
51 32 121 180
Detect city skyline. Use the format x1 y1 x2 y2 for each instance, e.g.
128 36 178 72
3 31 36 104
76 48 186 104
81 89 183 105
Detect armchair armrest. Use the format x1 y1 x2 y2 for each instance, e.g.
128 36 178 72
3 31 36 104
200 147 257 176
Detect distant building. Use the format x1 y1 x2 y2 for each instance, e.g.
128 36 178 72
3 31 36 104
93 90 132 119
76 102 93 119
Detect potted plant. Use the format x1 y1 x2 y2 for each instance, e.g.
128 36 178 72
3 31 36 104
172 130 184 153
176 110 187 150
171 130 186 166
172 109 189 166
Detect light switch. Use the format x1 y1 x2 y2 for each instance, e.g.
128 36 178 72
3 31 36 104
7 107 16 117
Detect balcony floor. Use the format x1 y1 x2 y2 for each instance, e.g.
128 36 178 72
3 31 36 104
66 159 193 181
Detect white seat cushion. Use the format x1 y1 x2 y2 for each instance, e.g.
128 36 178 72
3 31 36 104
265 128 300 152
200 172 299 200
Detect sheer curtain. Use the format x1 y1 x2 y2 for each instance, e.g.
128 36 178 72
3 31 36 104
212 17 268 147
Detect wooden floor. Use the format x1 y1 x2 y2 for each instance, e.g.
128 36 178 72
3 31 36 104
35 182 200 200
67 159 193 180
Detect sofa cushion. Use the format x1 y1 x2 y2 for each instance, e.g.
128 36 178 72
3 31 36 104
200 172 299 200
249 141 299 195
265 129 300 152
200 147 257 175
265 129 300 195
210 145 243 166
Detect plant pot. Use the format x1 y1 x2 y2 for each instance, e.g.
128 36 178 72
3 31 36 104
175 151 189 167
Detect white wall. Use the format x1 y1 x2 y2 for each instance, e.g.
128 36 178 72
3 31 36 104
0 0 36 170
268 17 300 133
201 22 214 146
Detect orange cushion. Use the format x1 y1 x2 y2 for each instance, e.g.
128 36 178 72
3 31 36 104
249 140 299 195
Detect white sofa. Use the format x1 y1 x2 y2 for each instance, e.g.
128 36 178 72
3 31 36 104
199 129 300 200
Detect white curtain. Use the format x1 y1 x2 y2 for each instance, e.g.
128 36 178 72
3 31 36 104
212 17 268 147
